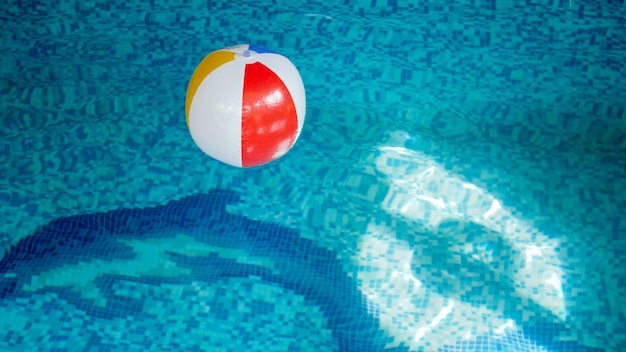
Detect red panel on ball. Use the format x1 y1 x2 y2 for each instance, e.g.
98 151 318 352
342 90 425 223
241 62 298 168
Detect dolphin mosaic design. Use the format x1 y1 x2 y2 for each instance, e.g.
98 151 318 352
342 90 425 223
0 189 406 352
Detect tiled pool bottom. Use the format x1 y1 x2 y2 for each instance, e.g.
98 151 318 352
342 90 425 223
1 180 624 351
2 0 626 350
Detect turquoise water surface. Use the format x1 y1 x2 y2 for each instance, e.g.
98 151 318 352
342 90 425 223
1 0 625 351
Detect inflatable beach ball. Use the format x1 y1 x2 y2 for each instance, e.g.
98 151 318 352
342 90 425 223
185 44 306 168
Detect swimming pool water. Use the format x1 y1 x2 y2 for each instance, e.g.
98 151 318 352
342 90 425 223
1 0 625 351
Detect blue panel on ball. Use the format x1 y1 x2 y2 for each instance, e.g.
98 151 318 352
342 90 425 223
248 44 277 55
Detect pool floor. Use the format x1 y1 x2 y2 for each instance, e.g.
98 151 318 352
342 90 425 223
1 0 626 351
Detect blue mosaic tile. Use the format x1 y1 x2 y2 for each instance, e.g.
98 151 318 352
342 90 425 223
2 0 626 351
0 189 400 351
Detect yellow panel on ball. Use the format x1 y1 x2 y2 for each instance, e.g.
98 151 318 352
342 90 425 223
185 50 236 127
